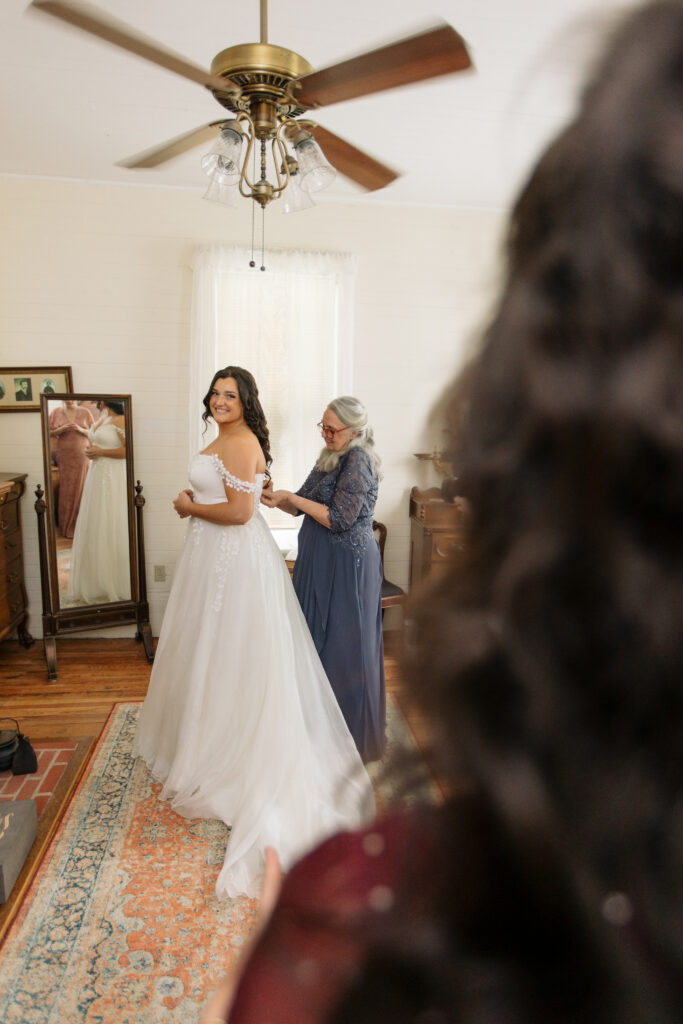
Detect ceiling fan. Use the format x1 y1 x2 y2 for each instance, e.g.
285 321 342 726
30 0 473 209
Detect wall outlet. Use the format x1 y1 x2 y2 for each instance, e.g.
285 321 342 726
153 565 166 582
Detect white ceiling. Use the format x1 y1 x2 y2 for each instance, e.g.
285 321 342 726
1 0 633 211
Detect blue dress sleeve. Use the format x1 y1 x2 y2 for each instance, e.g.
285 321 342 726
327 450 375 534
294 467 321 515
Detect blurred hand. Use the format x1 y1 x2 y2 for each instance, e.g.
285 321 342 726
199 846 284 1024
260 846 283 920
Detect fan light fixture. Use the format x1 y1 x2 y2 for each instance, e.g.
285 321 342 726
200 119 335 213
30 0 473 253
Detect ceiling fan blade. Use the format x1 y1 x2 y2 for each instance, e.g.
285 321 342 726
29 0 238 97
293 22 472 109
117 123 225 169
310 125 398 192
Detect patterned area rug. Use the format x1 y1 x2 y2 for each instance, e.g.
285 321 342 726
0 698 428 1024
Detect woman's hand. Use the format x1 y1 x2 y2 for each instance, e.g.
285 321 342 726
84 444 101 460
260 479 273 505
173 489 195 518
260 488 290 509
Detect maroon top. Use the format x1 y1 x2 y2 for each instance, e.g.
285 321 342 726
228 807 442 1024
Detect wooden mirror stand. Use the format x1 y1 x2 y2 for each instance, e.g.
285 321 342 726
35 393 154 680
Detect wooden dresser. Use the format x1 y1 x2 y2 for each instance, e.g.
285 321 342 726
409 486 464 587
0 473 34 647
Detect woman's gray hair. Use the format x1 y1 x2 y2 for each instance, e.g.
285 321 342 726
315 395 382 476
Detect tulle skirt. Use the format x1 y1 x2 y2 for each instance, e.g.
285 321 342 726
134 510 375 898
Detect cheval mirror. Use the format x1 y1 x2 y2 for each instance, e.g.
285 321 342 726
36 393 154 679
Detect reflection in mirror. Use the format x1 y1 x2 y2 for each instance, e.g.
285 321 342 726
45 396 131 608
37 393 154 681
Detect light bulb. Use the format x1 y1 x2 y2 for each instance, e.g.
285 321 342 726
293 138 336 193
201 123 244 185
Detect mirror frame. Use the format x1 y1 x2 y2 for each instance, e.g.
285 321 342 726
36 393 154 679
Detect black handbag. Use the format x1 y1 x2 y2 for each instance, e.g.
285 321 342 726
0 718 38 775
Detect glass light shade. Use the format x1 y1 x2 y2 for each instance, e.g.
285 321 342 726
293 138 336 193
201 125 244 185
282 170 315 213
202 176 238 207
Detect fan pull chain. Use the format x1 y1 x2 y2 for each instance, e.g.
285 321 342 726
249 200 256 267
260 207 266 271
249 142 258 267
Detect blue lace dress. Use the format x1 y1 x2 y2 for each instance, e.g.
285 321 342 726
293 448 386 762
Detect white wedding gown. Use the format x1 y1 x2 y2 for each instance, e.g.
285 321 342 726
134 453 376 898
66 421 131 605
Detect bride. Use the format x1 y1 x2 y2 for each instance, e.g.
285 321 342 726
134 367 375 898
66 399 130 605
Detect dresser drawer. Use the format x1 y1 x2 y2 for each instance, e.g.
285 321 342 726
430 530 464 565
0 527 21 578
1 551 23 601
0 501 19 536
0 582 26 634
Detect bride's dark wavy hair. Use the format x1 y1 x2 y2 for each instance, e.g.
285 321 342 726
332 3 683 1022
201 366 272 471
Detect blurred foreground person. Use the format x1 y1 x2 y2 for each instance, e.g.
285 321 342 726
204 3 683 1021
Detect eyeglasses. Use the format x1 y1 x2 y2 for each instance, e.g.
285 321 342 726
317 421 351 439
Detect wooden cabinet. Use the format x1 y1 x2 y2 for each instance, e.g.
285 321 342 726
409 486 464 587
0 473 34 647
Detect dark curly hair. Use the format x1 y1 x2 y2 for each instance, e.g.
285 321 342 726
334 4 683 1023
102 399 125 416
201 366 272 471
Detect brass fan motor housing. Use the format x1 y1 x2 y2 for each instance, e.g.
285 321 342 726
210 43 314 133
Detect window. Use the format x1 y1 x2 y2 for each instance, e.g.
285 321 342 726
190 246 355 527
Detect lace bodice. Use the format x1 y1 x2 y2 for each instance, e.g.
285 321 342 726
89 422 125 450
296 448 378 555
191 453 265 509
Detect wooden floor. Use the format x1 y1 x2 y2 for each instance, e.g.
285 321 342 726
0 634 411 743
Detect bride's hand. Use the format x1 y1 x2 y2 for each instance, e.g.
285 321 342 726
173 489 194 518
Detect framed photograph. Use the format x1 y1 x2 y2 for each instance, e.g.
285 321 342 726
0 367 73 412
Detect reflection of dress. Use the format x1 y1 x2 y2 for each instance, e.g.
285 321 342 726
66 422 130 604
134 453 375 899
49 406 93 538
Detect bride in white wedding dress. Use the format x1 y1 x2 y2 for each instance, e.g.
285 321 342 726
66 399 131 605
134 367 375 898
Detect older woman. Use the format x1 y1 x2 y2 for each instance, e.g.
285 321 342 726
262 396 385 762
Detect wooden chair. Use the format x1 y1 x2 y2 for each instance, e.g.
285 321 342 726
373 520 406 615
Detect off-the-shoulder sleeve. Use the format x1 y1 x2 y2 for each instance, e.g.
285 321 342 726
210 454 257 493
327 449 375 534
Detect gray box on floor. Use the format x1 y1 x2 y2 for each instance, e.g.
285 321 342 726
0 800 37 903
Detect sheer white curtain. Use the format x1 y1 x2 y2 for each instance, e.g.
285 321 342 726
190 245 356 527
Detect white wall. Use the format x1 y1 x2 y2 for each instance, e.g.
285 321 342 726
0 176 505 638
